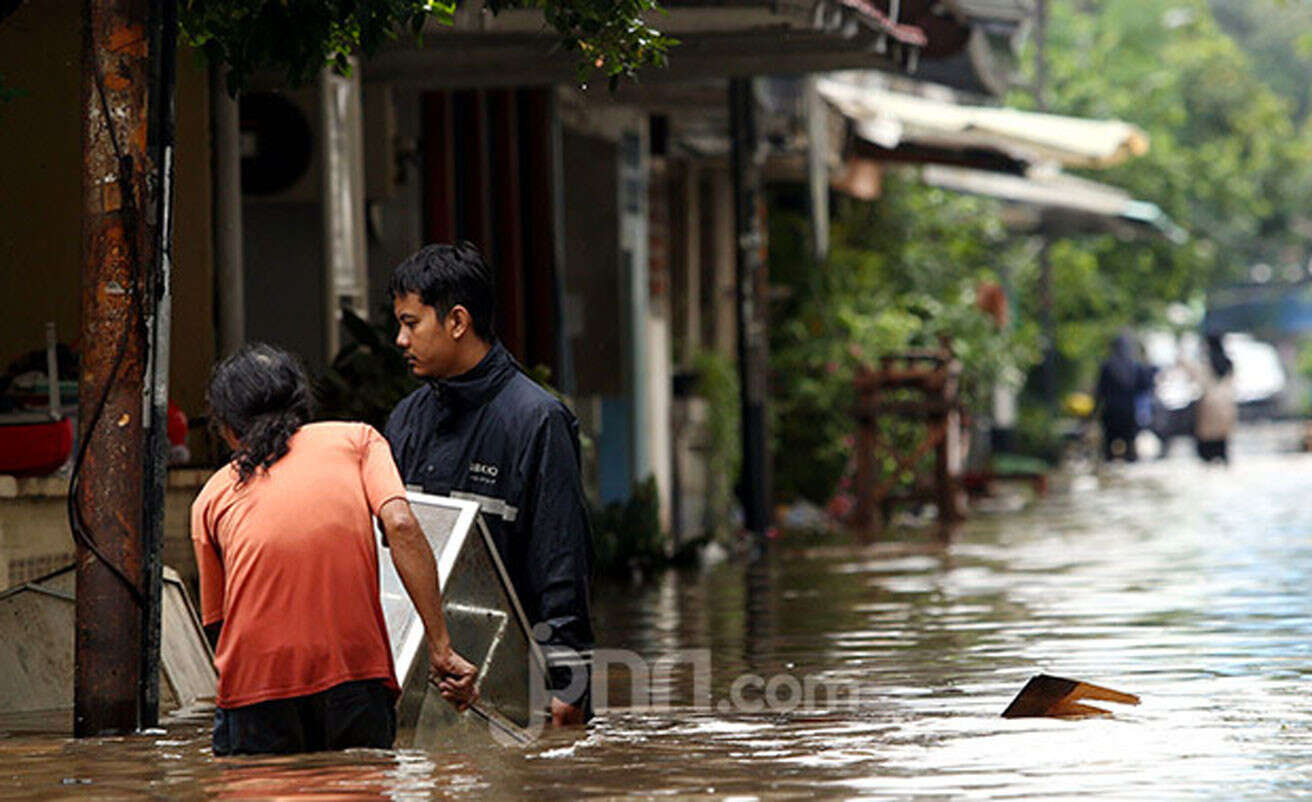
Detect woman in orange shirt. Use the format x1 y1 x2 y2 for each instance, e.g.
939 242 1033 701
192 343 476 755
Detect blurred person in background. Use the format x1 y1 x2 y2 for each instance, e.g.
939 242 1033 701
1183 334 1237 464
1095 333 1154 462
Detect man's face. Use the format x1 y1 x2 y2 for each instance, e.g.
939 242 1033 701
394 292 457 378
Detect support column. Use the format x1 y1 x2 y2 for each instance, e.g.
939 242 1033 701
77 0 174 736
647 158 673 533
619 125 651 484
321 60 367 360
805 77 830 263
210 64 243 357
729 78 770 537
680 163 702 361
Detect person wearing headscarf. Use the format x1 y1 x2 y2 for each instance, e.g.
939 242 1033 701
1095 333 1153 461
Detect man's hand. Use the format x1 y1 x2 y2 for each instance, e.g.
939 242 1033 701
550 696 585 727
380 498 480 711
429 643 479 711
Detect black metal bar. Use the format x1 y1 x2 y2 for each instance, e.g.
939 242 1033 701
140 0 178 730
729 77 770 537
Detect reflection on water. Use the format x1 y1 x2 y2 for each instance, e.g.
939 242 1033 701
5 426 1312 800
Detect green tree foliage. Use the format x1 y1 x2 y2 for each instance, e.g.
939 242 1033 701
182 0 673 94
591 476 665 574
511 0 674 86
1210 0 1312 122
1010 0 1312 384
769 176 1039 504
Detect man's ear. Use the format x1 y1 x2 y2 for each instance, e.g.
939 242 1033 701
448 305 472 340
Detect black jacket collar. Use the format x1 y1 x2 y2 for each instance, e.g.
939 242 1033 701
427 340 518 410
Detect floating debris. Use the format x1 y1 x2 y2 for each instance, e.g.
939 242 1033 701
1002 674 1139 718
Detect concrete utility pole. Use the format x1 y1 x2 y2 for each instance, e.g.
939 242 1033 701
75 0 175 735
729 78 770 538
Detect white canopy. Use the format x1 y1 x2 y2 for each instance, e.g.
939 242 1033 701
923 164 1185 241
817 78 1149 169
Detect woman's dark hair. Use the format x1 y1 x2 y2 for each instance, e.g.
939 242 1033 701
387 241 496 341
1206 333 1234 379
207 343 313 484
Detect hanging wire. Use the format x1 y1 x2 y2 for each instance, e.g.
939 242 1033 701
65 23 150 606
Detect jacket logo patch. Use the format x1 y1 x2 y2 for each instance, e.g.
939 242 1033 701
469 461 500 483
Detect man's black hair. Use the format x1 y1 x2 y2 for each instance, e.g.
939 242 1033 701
207 343 314 484
388 242 496 341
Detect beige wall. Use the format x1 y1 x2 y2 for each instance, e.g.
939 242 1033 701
0 471 205 590
0 2 214 423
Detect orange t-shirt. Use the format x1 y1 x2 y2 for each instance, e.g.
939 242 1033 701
190 421 408 708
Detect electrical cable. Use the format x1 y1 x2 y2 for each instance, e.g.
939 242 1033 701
65 23 150 607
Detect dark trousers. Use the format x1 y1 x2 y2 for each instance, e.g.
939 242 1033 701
1197 438 1228 463
213 679 397 756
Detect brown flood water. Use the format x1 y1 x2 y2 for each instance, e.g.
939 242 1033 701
3 425 1312 800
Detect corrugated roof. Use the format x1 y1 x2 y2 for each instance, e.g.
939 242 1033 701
818 78 1149 169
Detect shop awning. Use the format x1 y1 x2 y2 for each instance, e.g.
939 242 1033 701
922 164 1186 241
817 77 1148 169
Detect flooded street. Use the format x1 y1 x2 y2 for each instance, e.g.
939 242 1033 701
4 424 1312 799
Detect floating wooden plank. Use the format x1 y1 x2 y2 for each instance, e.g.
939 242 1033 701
1002 674 1140 718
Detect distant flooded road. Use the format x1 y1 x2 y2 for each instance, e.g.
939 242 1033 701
4 424 1312 799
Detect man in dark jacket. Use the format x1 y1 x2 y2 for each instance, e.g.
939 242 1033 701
384 242 594 727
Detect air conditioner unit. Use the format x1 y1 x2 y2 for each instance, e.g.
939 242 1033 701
240 87 320 203
240 82 397 203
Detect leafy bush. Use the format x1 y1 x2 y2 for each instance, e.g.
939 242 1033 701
1012 403 1064 466
590 476 665 575
769 177 1040 504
